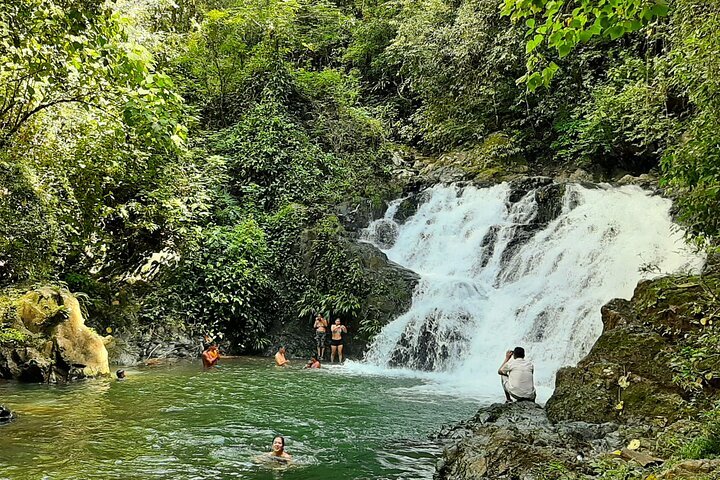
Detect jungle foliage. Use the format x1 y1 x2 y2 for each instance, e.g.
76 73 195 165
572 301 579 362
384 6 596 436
1 0 720 351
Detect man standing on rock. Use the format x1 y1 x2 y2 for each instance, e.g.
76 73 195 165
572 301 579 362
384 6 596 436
498 346 536 402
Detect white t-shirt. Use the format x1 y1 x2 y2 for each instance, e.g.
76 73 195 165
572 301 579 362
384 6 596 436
500 357 535 399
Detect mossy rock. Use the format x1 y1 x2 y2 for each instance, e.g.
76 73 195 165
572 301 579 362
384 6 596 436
548 265 720 425
0 286 109 382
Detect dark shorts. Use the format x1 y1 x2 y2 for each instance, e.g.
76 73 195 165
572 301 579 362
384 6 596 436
314 330 327 347
330 338 343 347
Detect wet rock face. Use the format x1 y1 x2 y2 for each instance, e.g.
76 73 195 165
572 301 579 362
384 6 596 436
435 402 623 480
335 199 387 233
388 313 469 371
0 404 14 424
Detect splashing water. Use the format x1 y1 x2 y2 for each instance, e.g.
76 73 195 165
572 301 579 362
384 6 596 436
357 183 704 402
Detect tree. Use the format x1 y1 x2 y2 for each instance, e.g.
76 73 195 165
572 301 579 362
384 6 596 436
501 0 670 90
0 0 187 151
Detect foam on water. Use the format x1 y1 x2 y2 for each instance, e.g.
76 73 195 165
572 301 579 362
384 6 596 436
357 183 704 402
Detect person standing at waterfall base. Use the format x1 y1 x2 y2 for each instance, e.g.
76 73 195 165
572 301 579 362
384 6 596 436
498 346 536 403
330 319 347 363
313 313 329 360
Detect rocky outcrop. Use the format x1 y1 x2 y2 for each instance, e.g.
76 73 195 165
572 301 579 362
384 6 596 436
335 198 388 234
435 402 626 479
546 270 719 425
265 236 420 359
0 404 14 424
105 331 201 366
0 287 110 382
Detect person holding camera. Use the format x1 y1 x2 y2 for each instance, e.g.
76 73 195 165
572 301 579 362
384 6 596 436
498 346 536 403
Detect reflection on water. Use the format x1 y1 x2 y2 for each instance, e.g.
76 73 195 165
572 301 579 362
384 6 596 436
0 358 477 480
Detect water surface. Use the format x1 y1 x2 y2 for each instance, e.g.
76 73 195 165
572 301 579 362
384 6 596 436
0 358 478 479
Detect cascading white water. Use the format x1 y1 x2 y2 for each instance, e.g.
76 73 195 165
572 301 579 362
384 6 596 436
354 182 704 402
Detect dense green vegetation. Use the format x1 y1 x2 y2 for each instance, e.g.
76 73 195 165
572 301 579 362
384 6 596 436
1 0 720 352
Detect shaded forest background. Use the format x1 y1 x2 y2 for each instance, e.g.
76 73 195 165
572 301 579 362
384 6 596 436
1 0 719 350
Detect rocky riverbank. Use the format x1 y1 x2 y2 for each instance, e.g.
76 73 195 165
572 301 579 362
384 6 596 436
435 255 720 479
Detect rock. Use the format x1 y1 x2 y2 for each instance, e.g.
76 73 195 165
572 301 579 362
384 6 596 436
0 404 14 424
547 272 718 425
617 447 663 467
335 198 386 233
657 460 720 479
435 402 623 479
508 176 554 203
0 287 110 382
569 169 594 183
616 173 658 189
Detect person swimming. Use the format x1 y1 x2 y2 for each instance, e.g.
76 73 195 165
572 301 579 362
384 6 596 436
115 369 126 381
268 435 292 462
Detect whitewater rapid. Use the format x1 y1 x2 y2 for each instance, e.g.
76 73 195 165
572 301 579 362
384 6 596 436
349 182 704 403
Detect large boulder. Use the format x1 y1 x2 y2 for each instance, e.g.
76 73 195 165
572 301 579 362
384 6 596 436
0 287 110 382
545 268 719 425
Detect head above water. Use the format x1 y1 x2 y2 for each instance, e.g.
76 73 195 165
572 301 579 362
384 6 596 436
272 436 285 452
115 369 125 379
513 346 525 359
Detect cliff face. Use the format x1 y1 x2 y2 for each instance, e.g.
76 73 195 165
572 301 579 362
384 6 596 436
436 255 720 479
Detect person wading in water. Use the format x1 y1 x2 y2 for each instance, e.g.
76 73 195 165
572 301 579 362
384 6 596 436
313 313 329 360
274 346 290 367
202 344 220 368
268 435 292 462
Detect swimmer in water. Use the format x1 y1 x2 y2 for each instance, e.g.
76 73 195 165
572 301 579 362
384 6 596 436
268 435 292 462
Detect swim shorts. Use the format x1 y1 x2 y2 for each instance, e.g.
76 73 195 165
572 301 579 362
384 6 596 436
330 338 343 347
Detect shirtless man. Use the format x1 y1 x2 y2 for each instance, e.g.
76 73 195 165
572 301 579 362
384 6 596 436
202 344 220 368
330 319 347 363
313 313 329 360
274 346 290 367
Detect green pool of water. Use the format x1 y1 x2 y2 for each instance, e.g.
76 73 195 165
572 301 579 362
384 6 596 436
0 358 478 479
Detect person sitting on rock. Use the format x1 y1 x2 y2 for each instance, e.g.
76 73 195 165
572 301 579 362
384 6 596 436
202 344 220 368
275 346 290 367
498 346 536 403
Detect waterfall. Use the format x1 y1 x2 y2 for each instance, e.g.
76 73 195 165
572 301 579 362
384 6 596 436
357 182 704 401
